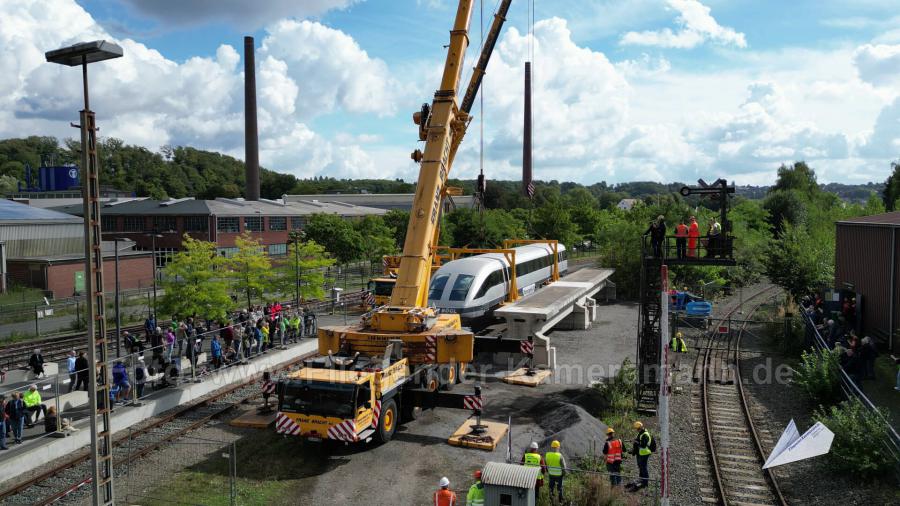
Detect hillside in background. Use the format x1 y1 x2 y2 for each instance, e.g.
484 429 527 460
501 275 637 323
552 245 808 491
0 136 887 207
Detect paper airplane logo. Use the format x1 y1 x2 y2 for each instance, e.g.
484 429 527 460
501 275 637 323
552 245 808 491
763 419 834 469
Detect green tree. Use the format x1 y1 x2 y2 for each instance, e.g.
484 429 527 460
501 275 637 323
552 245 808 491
882 161 900 211
444 208 526 248
763 190 806 233
763 221 833 301
531 202 579 247
226 233 273 310
354 215 398 264
770 161 819 197
0 175 17 196
276 238 335 302
382 209 410 248
159 235 231 320
303 213 363 264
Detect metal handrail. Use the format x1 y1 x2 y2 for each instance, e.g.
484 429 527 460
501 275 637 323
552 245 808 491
800 310 900 463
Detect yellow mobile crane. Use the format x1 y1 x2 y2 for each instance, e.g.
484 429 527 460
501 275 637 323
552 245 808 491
276 0 513 444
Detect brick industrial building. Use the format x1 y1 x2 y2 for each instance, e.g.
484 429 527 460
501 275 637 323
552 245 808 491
49 197 386 259
835 211 900 351
0 199 154 298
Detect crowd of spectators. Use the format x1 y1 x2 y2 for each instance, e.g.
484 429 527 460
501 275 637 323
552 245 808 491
802 294 879 387
0 302 319 451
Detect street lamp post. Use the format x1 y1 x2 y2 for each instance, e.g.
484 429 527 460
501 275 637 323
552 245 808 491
289 230 305 307
46 39 123 506
114 237 120 358
146 232 162 315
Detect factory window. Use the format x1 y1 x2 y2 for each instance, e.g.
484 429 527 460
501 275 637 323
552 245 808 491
291 216 306 230
184 216 208 232
101 215 118 232
217 217 240 233
268 243 287 255
124 216 145 232
153 216 177 232
268 216 287 231
217 247 238 257
244 216 263 232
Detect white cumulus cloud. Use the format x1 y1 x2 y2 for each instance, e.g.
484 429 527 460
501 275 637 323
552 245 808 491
621 0 747 49
121 0 359 29
853 43 900 86
1 0 400 179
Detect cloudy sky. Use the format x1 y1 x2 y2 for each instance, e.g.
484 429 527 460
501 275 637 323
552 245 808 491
2 0 899 185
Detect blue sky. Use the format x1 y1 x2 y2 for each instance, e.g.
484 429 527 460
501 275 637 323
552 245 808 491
2 0 900 185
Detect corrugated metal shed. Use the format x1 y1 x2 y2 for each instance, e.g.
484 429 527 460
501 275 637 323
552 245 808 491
0 200 84 258
835 212 900 350
482 462 539 489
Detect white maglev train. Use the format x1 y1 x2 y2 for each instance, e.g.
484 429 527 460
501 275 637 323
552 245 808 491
428 243 569 319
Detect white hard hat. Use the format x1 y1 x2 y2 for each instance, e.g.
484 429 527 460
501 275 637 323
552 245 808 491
439 477 450 488
529 441 539 450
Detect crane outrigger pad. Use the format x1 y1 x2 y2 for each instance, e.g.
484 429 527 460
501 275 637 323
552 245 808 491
501 368 552 387
448 420 508 451
229 410 276 429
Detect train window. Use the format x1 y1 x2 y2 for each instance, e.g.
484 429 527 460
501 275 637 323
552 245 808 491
429 275 450 300
475 270 503 298
449 274 475 301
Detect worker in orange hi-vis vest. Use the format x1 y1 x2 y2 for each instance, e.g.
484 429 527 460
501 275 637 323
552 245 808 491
687 216 700 258
674 219 688 259
434 477 457 506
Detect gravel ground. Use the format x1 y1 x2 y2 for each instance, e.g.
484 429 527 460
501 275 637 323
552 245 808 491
15 298 663 505
670 286 899 506
740 302 899 506
55 300 660 505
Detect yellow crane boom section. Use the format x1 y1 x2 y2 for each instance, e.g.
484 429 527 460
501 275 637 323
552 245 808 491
390 0 474 309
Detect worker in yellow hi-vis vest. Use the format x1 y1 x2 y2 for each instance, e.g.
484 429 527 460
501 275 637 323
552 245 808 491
544 440 567 502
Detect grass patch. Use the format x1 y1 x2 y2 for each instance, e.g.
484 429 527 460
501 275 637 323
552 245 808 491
134 471 295 506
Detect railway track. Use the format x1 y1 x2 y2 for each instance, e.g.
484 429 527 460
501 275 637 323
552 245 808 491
693 286 788 506
0 351 314 505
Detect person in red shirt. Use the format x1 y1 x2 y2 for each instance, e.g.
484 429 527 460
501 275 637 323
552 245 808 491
434 477 456 506
674 219 688 259
687 216 700 258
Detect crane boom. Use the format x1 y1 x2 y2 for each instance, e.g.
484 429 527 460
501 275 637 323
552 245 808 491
389 0 477 309
460 0 512 115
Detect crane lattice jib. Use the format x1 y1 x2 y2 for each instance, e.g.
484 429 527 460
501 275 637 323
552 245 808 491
390 0 476 308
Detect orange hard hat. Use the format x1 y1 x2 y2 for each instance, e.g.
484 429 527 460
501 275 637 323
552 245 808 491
474 470 482 479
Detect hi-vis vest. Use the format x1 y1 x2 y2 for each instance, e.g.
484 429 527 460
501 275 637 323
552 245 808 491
466 482 485 506
638 431 653 456
545 451 563 476
524 452 542 467
670 337 687 353
606 439 623 464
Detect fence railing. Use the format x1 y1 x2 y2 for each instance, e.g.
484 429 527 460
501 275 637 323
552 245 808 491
800 310 900 465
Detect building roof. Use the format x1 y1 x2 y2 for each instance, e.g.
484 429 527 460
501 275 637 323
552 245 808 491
284 193 475 210
481 462 539 489
14 197 147 210
0 198 83 225
837 211 900 227
617 198 639 210
49 197 386 218
8 240 151 263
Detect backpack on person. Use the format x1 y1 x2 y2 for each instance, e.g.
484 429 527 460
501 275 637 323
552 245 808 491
648 433 657 453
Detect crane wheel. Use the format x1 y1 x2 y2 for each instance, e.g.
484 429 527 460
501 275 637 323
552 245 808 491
376 399 397 443
456 362 467 384
423 369 440 392
401 402 421 422
439 364 456 391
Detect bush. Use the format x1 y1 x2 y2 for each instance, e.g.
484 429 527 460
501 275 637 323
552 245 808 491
793 347 842 406
814 399 896 476
594 359 636 433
